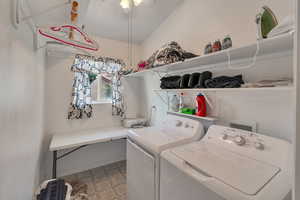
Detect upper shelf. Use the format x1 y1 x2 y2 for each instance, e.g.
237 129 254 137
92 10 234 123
153 86 294 93
125 33 293 78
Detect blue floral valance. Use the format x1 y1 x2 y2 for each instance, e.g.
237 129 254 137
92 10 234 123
68 54 126 120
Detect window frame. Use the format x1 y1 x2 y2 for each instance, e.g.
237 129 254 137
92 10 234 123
91 74 113 105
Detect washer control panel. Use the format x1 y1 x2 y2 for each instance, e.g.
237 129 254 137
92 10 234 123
207 125 265 150
204 125 291 170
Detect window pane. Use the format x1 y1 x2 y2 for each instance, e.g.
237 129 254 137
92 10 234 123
100 73 112 100
91 77 98 102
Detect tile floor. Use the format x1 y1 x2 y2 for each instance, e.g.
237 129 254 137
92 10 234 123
62 160 126 200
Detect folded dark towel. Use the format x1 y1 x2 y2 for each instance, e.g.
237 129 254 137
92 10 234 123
205 75 244 88
160 76 182 89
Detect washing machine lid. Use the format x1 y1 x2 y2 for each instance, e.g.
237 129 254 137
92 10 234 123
171 142 280 195
128 127 201 153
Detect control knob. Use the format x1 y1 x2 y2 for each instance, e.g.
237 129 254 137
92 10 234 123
255 142 264 150
222 134 228 140
175 121 183 127
234 136 246 146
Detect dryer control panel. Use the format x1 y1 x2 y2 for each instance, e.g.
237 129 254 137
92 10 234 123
161 114 205 139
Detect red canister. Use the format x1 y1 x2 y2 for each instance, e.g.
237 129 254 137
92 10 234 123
196 93 207 117
212 40 222 52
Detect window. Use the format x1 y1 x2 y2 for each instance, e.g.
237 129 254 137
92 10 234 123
91 73 113 104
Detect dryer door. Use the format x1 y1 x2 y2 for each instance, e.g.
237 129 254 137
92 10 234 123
127 139 156 200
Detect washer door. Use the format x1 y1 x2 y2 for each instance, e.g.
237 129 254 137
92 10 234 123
127 139 156 200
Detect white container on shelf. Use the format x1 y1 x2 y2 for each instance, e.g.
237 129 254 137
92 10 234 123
170 95 180 112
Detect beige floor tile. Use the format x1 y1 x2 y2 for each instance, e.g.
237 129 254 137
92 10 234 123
93 176 110 187
65 161 127 200
73 193 89 200
116 195 127 200
88 194 100 200
105 167 120 176
109 173 126 187
113 184 126 197
98 188 117 200
104 168 125 186
81 177 96 195
94 178 112 192
93 173 108 182
118 167 126 176
70 182 88 196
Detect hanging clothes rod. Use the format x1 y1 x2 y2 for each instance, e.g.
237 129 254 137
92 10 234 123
13 0 73 49
14 0 72 27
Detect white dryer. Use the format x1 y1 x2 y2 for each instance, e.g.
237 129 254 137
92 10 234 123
127 114 205 200
160 125 292 200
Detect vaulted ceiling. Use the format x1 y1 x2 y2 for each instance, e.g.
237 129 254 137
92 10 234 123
26 0 183 43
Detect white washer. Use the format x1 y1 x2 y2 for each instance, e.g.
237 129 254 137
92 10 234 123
127 114 205 200
160 125 292 200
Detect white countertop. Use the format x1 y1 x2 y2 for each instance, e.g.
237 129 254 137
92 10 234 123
49 127 128 151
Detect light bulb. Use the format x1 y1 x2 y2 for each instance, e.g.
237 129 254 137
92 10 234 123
120 0 130 9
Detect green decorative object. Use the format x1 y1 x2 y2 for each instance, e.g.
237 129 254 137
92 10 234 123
88 73 98 83
180 108 196 115
256 6 278 39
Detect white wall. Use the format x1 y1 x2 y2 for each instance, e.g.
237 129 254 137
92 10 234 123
141 0 293 59
42 36 142 178
139 0 294 141
93 36 142 68
0 1 45 199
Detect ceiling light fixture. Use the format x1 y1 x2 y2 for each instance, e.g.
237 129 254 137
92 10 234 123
120 0 143 11
120 0 131 9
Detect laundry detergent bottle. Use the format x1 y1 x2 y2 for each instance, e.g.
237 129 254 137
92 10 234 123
196 93 207 117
